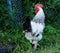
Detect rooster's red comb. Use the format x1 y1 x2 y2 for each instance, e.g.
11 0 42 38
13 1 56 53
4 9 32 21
35 3 43 9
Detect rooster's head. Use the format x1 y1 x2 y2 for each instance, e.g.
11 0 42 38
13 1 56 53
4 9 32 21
34 3 43 14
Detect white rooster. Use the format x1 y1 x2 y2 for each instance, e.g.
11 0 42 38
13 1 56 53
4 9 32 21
23 3 45 49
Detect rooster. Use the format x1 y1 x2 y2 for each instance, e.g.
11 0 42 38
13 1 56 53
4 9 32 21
23 3 45 49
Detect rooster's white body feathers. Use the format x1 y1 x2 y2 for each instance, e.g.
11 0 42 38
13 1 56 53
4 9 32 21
31 7 45 36
24 7 45 49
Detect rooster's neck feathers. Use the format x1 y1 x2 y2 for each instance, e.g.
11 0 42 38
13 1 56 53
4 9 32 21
32 7 45 23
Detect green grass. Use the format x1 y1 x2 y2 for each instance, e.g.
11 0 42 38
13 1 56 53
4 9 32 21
0 23 60 53
0 24 60 53
12 25 60 53
13 43 60 53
